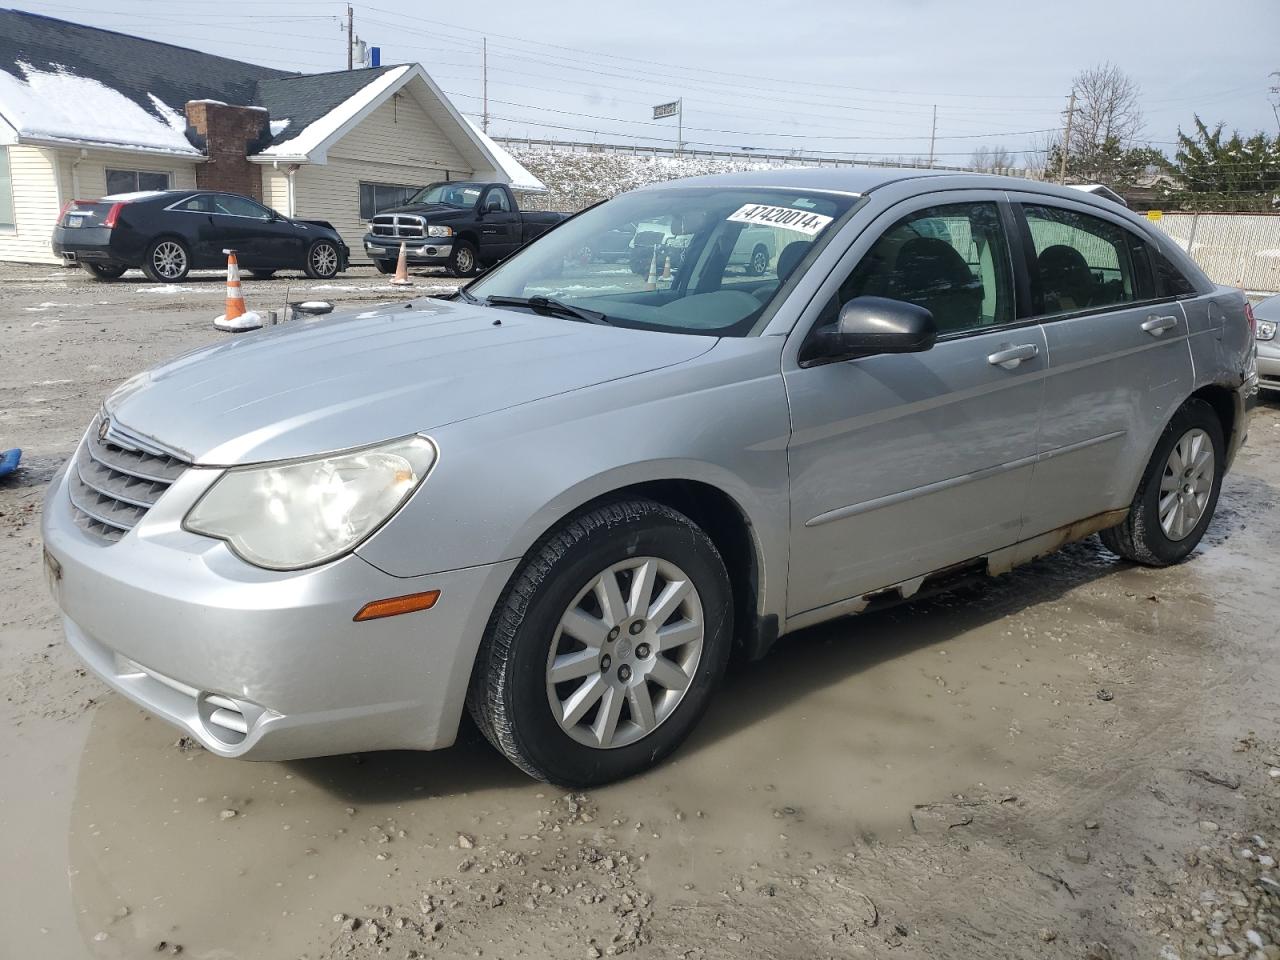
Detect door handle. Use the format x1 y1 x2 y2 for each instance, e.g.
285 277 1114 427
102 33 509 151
1141 314 1178 336
987 343 1039 369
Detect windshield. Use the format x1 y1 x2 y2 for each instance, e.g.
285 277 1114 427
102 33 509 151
466 186 861 337
408 182 483 208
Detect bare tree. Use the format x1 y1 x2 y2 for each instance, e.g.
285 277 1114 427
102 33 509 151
970 144 1014 173
1067 62 1144 171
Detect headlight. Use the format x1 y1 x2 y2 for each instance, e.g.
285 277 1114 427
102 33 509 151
427 225 453 238
1257 318 1277 341
185 436 436 570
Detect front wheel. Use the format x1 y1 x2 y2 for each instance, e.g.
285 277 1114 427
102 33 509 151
1099 398 1225 566
250 269 276 280
468 499 733 786
81 263 127 281
448 240 477 278
373 259 396 275
142 238 190 282
304 240 341 280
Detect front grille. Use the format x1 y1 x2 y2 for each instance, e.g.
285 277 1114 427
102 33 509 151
67 413 188 542
371 214 425 238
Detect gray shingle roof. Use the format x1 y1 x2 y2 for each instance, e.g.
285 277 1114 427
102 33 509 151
0 8 405 152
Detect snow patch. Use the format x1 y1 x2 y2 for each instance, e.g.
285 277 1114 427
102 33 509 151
269 118 291 137
0 62 200 155
463 116 546 193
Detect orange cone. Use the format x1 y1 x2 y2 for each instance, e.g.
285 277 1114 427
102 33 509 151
390 240 413 286
643 245 658 291
661 254 672 281
213 249 261 332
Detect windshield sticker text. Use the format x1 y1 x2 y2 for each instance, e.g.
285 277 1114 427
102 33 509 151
727 204 833 236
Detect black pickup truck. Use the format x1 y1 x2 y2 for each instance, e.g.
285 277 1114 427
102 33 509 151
362 181 567 277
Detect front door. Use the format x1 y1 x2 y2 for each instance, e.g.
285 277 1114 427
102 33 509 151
1007 195 1196 537
210 194 291 267
478 186 520 259
784 195 1046 616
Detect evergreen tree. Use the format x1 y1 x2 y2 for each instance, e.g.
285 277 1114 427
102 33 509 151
1163 116 1280 211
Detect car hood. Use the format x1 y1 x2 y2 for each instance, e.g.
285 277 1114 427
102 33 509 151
104 297 716 466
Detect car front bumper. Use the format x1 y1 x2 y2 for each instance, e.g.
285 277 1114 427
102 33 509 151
1257 339 1280 390
362 235 453 265
41 460 517 760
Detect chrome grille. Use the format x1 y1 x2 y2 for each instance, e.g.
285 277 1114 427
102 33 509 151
371 214 425 238
67 413 188 542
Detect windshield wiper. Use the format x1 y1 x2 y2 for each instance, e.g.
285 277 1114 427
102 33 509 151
485 295 611 325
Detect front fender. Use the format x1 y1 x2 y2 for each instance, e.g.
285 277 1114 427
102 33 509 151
355 337 791 620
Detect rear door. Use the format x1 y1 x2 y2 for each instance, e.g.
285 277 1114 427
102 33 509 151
1007 193 1195 538
784 192 1047 615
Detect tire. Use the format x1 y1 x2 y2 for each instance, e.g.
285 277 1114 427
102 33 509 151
250 269 276 280
1099 398 1225 566
304 240 341 280
142 238 190 282
81 263 126 281
748 244 770 276
373 259 396 275
448 240 477 278
468 499 733 786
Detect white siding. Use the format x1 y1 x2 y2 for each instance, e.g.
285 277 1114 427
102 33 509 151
293 94 475 261
0 146 198 264
0 145 62 264
262 166 291 216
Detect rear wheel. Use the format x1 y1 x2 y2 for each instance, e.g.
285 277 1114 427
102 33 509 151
81 263 127 281
1099 398 1225 566
304 240 341 280
142 238 190 282
747 244 770 276
373 259 396 275
448 240 477 278
468 499 733 786
250 269 276 280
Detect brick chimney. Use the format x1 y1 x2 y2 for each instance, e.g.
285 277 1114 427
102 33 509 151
184 101 269 200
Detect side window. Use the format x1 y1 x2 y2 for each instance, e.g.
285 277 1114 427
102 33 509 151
171 194 212 213
1148 245 1197 298
818 201 1014 336
212 194 271 219
483 188 511 213
1022 205 1137 315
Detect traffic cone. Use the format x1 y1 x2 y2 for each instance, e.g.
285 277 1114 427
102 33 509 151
213 249 261 332
389 240 412 286
661 255 672 281
644 246 658 291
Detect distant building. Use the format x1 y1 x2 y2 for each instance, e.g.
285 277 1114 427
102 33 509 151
0 9 542 264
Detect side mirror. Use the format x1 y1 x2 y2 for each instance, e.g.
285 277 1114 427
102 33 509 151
802 296 936 366
483 196 502 214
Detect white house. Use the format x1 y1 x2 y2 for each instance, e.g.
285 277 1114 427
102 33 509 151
0 9 543 265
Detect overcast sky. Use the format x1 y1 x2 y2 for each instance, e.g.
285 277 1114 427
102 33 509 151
11 0 1280 165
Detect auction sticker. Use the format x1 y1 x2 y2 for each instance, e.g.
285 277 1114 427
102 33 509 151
727 203 833 236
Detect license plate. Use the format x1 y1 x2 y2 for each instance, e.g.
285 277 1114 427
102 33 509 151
67 216 83 228
43 548 62 603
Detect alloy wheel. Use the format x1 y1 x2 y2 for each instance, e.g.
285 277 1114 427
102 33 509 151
751 249 768 274
1159 427 1214 541
456 247 475 274
545 556 704 749
310 243 338 277
152 241 186 279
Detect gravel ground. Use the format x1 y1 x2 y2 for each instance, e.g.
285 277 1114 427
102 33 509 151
1 261 1278 960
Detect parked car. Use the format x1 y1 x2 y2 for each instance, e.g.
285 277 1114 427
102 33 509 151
51 190 349 282
362 181 567 277
1253 293 1280 391
584 222 637 263
655 223 775 277
43 168 1256 788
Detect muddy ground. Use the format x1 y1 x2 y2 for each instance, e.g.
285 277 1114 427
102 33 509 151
1 261 1278 960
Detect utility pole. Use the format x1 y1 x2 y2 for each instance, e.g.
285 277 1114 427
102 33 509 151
677 98 683 155
1058 89 1076 184
927 104 937 168
346 4 353 70
482 38 489 133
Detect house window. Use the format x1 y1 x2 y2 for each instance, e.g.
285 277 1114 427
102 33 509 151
105 169 171 196
0 147 14 230
360 182 423 220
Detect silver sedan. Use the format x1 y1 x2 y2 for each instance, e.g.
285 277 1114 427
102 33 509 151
41 168 1257 785
1254 293 1280 391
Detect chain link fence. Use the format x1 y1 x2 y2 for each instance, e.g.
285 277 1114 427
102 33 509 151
1150 212 1280 294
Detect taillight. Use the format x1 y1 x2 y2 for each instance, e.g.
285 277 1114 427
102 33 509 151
1245 301 1256 338
55 201 72 225
103 201 126 229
